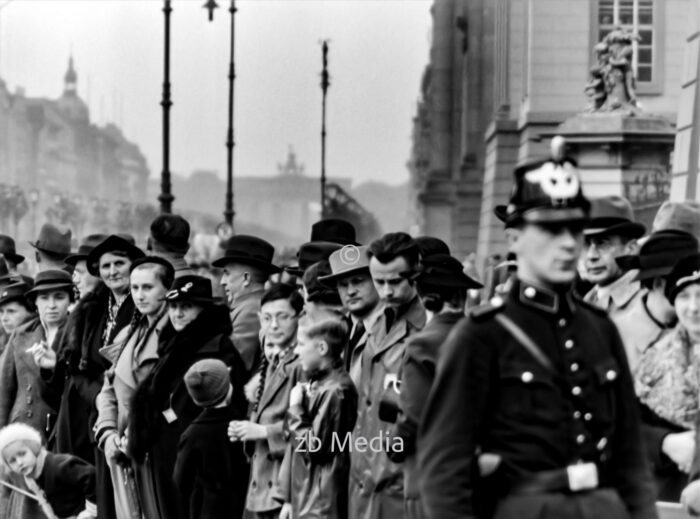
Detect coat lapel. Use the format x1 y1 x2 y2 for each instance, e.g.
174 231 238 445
256 352 296 415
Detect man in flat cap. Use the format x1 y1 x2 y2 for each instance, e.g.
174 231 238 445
418 141 656 519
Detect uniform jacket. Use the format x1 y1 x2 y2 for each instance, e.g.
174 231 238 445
389 311 462 519
349 295 426 519
417 279 657 519
279 364 358 519
129 304 247 519
173 405 249 519
246 348 304 513
0 317 59 436
230 289 263 376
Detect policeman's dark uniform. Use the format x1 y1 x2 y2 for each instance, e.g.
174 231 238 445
417 151 657 519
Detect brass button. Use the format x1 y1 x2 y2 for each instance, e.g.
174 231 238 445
576 434 585 444
572 386 582 396
606 370 617 381
570 363 579 372
521 372 534 383
573 411 581 419
584 413 593 421
565 340 574 349
558 318 567 327
524 287 536 298
597 438 607 450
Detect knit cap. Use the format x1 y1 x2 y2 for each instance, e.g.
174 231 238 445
0 423 42 470
184 359 231 408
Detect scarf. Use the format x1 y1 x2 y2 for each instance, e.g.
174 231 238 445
635 324 700 429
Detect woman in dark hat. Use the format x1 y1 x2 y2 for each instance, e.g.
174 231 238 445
128 275 247 519
0 270 74 519
0 282 35 356
634 253 700 502
35 235 144 519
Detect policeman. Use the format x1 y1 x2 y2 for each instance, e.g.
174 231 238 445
417 139 657 519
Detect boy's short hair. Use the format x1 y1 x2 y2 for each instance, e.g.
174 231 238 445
299 316 348 359
261 283 304 314
367 232 419 270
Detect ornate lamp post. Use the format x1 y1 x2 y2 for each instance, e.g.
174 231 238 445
159 0 174 214
204 0 237 229
320 40 330 219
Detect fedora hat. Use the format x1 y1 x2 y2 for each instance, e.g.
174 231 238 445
415 254 483 289
318 245 371 285
0 281 34 308
212 235 281 273
0 235 24 265
65 234 108 266
652 201 700 238
584 196 646 239
29 223 72 257
503 137 590 226
86 235 145 277
285 241 342 278
25 269 74 300
310 219 359 246
615 230 699 281
165 275 214 305
665 253 700 304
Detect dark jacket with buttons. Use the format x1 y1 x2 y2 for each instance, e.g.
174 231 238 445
417 279 657 519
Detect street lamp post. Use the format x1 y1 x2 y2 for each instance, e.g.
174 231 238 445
320 40 330 219
204 0 237 229
28 188 38 240
158 0 174 214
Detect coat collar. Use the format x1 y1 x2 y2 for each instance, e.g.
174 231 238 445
230 288 264 308
585 269 642 310
255 348 299 415
512 278 576 315
192 405 235 425
371 295 426 359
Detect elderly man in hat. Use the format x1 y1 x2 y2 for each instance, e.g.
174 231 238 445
65 234 107 299
348 232 426 519
318 244 383 386
0 235 25 273
387 253 481 519
29 223 72 272
148 214 194 278
418 142 656 519
214 235 282 377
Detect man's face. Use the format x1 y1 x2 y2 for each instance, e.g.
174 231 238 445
582 234 631 287
73 260 100 297
369 256 415 309
220 263 248 305
509 222 583 287
259 298 299 349
336 271 380 318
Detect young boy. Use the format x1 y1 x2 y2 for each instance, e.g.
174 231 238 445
173 358 249 519
279 315 358 519
0 422 97 519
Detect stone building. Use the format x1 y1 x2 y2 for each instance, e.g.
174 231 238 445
409 0 689 265
0 56 150 241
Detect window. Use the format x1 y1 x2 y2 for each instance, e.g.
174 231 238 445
596 0 662 92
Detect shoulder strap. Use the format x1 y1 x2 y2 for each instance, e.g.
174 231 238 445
494 313 555 374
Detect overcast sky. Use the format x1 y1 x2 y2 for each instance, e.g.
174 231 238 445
0 0 432 187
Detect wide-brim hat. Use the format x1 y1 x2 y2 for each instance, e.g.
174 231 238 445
0 235 24 265
583 196 646 239
86 235 145 277
28 223 72 258
665 253 700 304
318 245 371 286
285 241 342 277
212 235 281 273
64 233 108 266
310 219 359 246
652 201 700 238
165 275 215 305
503 137 590 226
414 254 483 289
0 281 34 308
25 269 74 300
616 230 700 281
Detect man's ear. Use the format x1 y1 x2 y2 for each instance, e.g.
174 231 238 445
505 227 520 252
317 340 330 356
242 271 251 287
624 238 640 255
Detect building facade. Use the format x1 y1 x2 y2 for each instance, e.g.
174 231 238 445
409 0 689 265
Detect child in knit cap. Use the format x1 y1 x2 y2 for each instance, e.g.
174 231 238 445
173 359 249 519
0 422 97 519
278 315 358 519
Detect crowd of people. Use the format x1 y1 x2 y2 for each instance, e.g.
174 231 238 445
1 137 700 519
